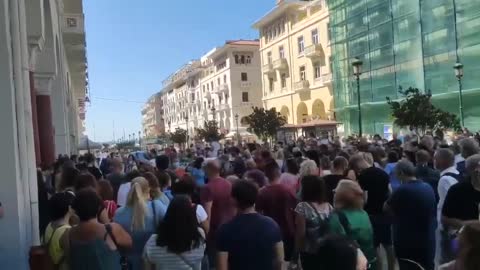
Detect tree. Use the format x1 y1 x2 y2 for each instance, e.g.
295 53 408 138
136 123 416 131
196 120 224 142
169 128 187 147
244 107 287 143
386 87 461 135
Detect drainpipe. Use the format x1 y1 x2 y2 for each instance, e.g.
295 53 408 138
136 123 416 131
10 0 40 245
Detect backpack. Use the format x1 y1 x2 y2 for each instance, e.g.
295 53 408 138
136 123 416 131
29 226 64 270
444 172 464 183
303 203 334 253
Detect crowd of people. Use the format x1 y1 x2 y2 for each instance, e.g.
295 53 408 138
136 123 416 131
33 132 480 270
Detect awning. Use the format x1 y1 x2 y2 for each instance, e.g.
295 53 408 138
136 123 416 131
280 119 340 129
225 130 255 138
78 136 103 150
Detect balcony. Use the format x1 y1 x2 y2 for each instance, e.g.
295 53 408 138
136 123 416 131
304 44 324 59
218 84 229 94
62 13 85 35
204 91 211 99
263 63 275 75
321 73 333 86
218 103 230 111
294 80 310 92
273 58 288 71
240 82 252 88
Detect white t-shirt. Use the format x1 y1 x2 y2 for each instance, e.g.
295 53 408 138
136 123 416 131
117 182 131 207
195 204 208 224
437 166 459 229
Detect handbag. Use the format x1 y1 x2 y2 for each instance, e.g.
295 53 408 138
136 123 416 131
105 224 131 270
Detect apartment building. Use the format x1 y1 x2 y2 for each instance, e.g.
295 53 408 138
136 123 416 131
161 40 262 139
142 92 164 138
253 0 333 125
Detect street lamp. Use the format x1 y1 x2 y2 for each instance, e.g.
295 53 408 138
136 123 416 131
453 62 464 128
235 113 240 145
211 106 216 121
352 57 363 137
185 115 189 146
138 131 141 148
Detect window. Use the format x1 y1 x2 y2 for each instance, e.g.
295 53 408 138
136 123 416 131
234 55 239 64
240 55 245 64
267 51 272 64
241 72 248 81
217 78 220 85
300 66 306 80
210 82 213 90
246 56 251 64
279 46 285 59
314 63 321 79
281 73 287 88
207 84 209 91
312 29 319 45
269 78 274 92
242 92 249 102
298 36 305 54
223 74 227 83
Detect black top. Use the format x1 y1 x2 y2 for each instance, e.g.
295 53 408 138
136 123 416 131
358 167 390 216
87 166 103 180
442 181 480 221
106 172 126 202
323 174 344 205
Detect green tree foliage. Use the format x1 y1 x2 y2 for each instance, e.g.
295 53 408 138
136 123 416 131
245 107 287 142
169 128 187 145
196 120 224 142
386 87 461 135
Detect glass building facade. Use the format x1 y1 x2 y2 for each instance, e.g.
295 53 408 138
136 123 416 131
328 0 480 134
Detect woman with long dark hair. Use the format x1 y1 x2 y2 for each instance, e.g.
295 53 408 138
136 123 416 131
144 195 206 269
440 222 480 270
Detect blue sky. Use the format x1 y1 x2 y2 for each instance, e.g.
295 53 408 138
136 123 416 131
84 0 272 142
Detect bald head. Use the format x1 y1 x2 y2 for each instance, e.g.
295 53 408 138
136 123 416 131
205 159 221 177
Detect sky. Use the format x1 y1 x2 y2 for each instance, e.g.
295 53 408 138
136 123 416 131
84 0 272 142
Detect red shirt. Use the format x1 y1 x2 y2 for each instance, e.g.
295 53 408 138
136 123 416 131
255 183 297 240
200 177 235 243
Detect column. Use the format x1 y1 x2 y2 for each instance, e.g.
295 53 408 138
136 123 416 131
0 0 36 269
29 71 42 165
35 73 55 166
51 73 70 156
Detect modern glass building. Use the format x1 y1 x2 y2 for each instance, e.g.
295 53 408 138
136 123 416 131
327 0 480 134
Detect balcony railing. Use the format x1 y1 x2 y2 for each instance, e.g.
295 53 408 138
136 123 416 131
304 43 324 58
263 63 275 75
62 13 85 35
218 103 230 111
240 82 252 88
273 58 288 71
321 73 333 85
294 80 310 92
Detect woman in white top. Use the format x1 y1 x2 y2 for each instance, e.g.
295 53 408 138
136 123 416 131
144 195 206 270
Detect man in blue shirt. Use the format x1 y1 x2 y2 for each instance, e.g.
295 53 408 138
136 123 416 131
385 160 437 270
217 180 284 270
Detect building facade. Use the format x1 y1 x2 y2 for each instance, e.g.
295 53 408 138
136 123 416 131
254 0 334 126
161 40 263 139
142 92 164 138
328 0 480 134
0 0 87 268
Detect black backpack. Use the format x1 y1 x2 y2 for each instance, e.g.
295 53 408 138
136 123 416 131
444 172 464 183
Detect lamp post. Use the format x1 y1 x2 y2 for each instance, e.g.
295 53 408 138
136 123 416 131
453 62 464 128
352 57 363 137
185 115 189 146
168 121 171 132
235 113 240 145
211 106 216 121
138 131 141 149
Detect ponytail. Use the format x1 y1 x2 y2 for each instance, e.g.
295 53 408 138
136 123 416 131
127 177 149 231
